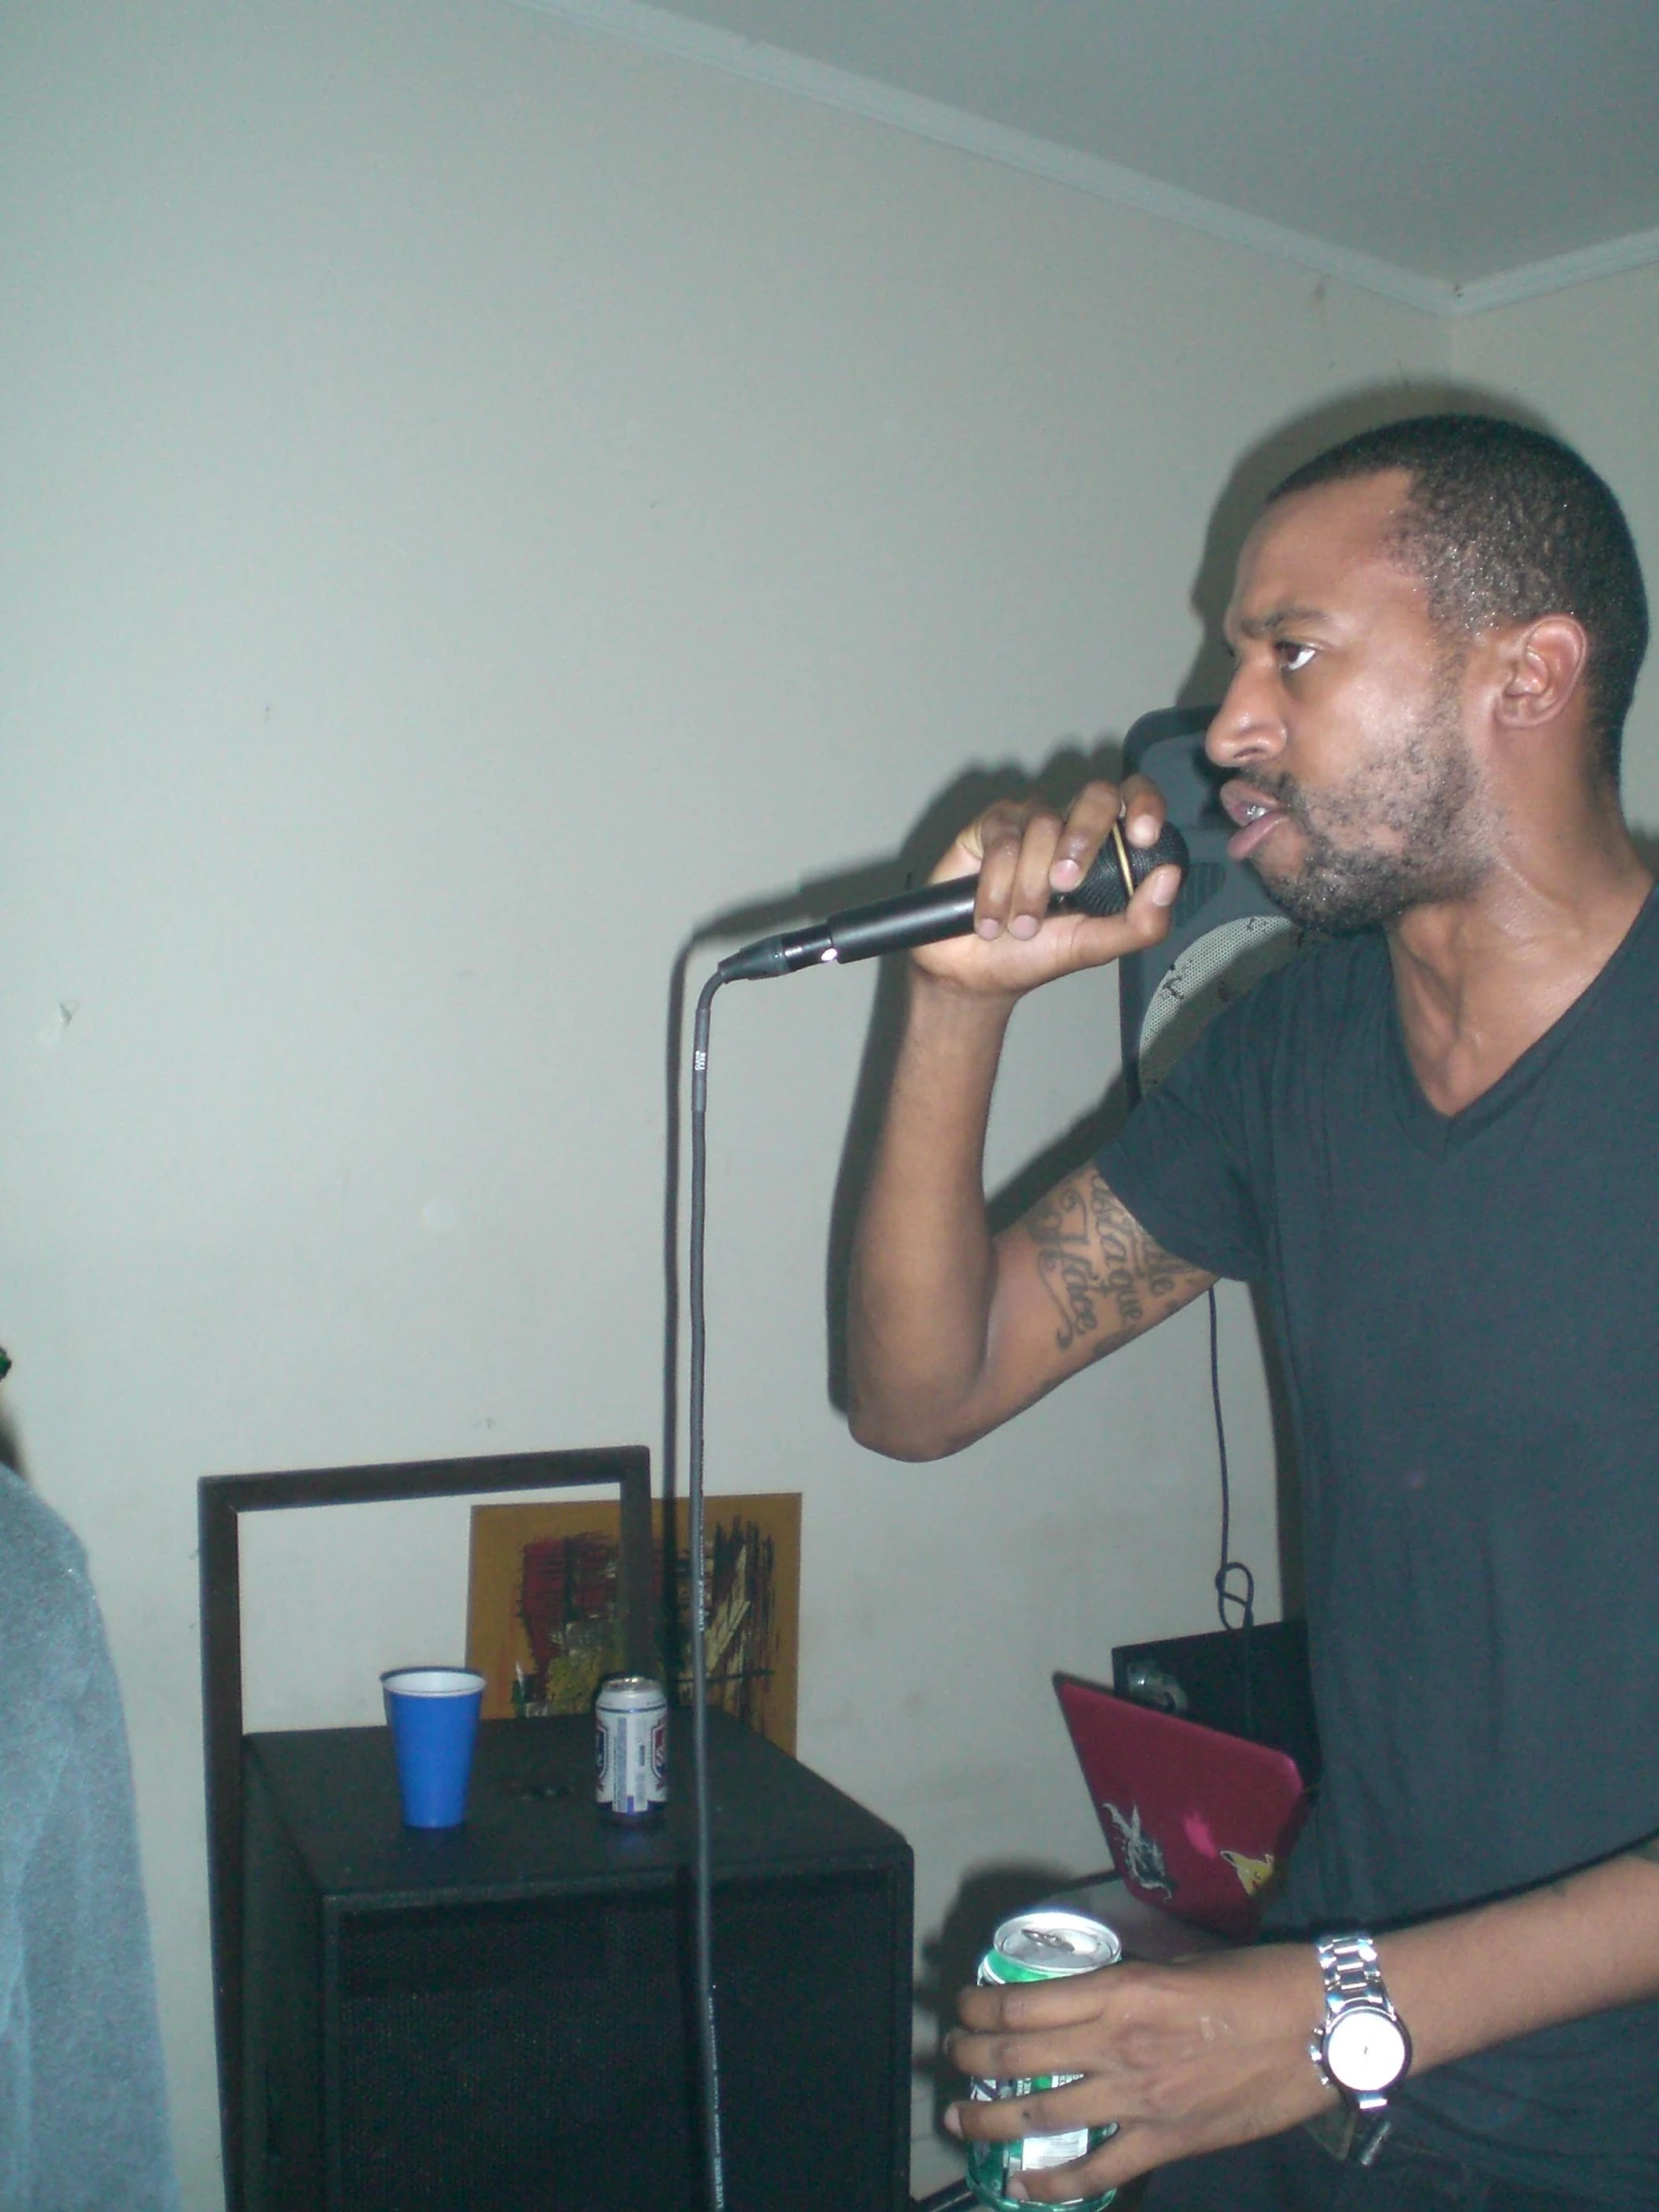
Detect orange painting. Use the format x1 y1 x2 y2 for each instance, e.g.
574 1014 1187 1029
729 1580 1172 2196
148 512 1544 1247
466 1493 800 1753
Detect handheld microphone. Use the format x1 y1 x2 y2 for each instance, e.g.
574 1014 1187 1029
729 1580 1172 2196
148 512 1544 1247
718 819 1189 982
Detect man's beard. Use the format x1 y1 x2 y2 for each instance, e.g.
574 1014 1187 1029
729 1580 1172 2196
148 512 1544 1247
1249 680 1489 934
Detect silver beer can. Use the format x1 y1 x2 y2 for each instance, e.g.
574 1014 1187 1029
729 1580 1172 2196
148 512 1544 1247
594 1674 669 1819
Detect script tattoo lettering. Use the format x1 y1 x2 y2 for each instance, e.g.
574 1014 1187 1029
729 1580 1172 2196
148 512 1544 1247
1025 1172 1203 1353
1026 1184 1103 1352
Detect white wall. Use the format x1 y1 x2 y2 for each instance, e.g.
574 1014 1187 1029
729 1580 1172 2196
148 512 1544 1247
0 5 1458 2203
1453 266 1659 826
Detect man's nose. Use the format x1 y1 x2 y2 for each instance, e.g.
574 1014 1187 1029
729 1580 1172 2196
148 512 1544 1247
1206 661 1285 770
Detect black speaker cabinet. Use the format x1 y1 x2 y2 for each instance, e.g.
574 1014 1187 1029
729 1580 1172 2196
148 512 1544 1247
244 1710 914 2212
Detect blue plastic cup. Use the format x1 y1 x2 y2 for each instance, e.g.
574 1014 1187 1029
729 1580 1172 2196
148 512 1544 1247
380 1667 486 1829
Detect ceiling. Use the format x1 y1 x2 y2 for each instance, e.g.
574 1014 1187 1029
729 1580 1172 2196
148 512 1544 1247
530 0 1659 310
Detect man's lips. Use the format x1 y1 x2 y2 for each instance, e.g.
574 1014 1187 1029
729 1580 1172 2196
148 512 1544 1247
1221 780 1289 861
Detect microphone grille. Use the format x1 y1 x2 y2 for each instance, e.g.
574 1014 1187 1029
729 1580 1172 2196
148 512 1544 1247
1068 820 1191 917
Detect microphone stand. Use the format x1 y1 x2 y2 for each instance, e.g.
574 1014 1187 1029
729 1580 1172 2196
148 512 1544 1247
687 969 728 2210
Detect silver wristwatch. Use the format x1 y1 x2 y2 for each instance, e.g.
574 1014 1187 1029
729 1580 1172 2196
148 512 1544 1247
1311 1934 1411 2113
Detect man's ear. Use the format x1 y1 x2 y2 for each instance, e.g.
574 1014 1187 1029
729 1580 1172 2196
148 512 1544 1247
1491 616 1590 730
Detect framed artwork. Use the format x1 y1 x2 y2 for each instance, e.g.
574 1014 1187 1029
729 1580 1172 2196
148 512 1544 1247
467 1492 801 1753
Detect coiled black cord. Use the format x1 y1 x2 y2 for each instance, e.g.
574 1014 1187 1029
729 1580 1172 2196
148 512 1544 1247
1209 1285 1255 1637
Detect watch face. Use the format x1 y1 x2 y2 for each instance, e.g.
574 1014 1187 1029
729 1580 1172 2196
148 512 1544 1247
1327 2004 1409 2093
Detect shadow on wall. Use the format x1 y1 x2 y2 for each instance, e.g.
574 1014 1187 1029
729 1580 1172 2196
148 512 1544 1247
0 1404 31 1486
1175 373 1563 708
655 807 1050 1526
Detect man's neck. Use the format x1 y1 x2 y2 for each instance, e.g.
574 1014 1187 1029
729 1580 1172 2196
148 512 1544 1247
1386 809 1653 1118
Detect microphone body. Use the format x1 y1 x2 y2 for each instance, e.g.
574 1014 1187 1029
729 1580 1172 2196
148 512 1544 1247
718 819 1188 982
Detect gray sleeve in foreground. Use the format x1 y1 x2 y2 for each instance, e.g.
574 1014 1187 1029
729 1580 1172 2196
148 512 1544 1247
16 1642 183 2212
0 1473 181 2212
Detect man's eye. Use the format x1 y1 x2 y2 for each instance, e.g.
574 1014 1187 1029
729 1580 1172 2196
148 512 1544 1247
1277 641 1316 674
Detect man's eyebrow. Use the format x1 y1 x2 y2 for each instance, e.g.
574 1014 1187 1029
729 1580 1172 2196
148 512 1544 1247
1228 602 1332 640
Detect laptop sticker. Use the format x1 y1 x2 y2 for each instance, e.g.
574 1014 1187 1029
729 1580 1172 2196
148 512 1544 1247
1100 1799 1177 1898
1221 1848 1277 1897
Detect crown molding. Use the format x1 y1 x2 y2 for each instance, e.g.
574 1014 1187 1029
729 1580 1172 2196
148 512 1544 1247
510 0 1658 324
1449 225 1659 317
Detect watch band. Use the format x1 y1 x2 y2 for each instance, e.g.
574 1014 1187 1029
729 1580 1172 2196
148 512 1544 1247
1319 1933 1386 2011
1311 1933 1410 2114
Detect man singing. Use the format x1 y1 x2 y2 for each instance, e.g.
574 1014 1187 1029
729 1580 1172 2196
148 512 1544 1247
846 415 1657 2210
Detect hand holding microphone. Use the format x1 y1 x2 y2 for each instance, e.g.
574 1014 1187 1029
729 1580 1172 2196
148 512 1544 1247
720 778 1186 985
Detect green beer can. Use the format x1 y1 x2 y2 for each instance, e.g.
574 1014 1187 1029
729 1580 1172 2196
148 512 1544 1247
964 1907 1122 2212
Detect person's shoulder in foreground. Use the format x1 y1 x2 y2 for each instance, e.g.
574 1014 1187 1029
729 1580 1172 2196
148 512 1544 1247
0 1465 182 2212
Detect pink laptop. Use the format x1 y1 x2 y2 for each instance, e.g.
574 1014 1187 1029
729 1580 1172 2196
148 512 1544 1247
1054 1672 1310 1941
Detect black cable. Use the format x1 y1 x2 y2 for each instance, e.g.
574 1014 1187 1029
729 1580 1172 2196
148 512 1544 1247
688 972 728 2211
1209 1286 1256 1637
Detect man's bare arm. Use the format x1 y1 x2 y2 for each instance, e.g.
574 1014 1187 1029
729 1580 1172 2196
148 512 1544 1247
946 1841 1659 2200
844 779 1193 1459
847 1014 1213 1458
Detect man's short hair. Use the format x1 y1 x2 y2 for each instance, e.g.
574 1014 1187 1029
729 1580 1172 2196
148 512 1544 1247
1271 414 1649 781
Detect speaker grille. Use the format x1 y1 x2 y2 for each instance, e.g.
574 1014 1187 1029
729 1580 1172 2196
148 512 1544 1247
334 1872 899 2211
1136 913 1305 1094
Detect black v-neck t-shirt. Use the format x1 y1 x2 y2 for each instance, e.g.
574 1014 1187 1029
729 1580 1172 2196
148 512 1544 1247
1097 893 1659 2202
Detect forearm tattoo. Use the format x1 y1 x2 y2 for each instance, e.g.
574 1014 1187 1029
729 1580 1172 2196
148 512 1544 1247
1025 1174 1204 1354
